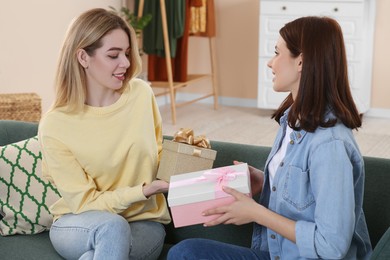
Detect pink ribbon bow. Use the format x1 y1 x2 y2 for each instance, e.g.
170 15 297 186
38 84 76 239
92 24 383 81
170 167 245 198
199 167 237 184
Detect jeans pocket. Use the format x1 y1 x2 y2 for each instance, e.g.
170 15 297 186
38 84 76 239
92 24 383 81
282 165 315 210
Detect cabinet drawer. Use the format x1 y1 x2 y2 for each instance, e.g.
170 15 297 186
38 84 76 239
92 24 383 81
258 0 374 113
260 1 364 17
258 88 288 109
258 57 274 83
259 57 358 84
258 57 362 109
259 15 363 40
259 56 360 85
259 32 362 61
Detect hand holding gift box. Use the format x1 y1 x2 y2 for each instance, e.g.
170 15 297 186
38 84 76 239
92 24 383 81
167 163 251 228
156 128 217 181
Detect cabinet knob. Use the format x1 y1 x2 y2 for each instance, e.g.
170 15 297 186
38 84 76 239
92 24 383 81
333 7 339 12
281 6 287 11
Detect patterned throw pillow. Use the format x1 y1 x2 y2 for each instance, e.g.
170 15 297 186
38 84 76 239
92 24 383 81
0 136 61 236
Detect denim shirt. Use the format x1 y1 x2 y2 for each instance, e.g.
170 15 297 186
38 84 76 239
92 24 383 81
251 109 372 259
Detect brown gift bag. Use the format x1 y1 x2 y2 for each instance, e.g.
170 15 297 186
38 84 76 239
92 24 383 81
156 128 217 182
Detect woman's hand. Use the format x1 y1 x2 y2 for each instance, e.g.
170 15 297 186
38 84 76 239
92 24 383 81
202 186 262 227
142 180 169 198
203 186 297 243
233 160 264 196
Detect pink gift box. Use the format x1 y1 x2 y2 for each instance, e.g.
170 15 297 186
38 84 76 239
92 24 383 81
167 163 251 228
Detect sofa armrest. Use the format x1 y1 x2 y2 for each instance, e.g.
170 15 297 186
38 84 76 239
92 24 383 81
363 156 390 247
0 120 38 146
371 227 390 260
0 232 62 260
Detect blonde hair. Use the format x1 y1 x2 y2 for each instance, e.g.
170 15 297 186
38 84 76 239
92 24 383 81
52 8 142 111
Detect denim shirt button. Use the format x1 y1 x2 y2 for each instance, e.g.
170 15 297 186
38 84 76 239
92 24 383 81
272 186 276 192
275 256 280 260
270 234 276 239
290 140 294 144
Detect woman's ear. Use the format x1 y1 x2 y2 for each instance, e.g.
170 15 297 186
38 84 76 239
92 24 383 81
77 49 89 69
297 54 303 72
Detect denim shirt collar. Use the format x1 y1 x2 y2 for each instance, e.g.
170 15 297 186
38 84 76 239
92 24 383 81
280 107 306 144
280 106 337 144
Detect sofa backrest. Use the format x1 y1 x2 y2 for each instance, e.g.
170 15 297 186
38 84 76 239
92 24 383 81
0 120 38 146
363 156 390 247
164 138 390 249
1 120 389 249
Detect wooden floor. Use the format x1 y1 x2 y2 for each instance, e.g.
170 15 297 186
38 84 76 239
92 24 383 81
160 103 390 159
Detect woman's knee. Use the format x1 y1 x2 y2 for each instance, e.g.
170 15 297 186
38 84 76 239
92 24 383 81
167 239 203 260
128 221 166 260
96 212 130 239
49 211 131 259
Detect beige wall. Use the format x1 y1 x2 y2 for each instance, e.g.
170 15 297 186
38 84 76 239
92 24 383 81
132 0 390 114
371 0 390 109
188 0 260 100
0 0 122 112
1 0 389 114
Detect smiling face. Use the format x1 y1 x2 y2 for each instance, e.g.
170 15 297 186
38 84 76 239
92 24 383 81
267 36 302 100
77 28 130 105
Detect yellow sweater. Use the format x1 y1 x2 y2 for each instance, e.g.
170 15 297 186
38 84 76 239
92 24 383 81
38 79 170 224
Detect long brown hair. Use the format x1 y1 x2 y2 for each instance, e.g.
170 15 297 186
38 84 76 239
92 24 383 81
272 16 361 132
52 8 142 112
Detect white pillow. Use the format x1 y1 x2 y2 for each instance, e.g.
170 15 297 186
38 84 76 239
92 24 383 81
0 136 60 236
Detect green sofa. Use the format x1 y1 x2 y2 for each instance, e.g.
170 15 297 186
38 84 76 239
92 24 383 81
0 120 389 259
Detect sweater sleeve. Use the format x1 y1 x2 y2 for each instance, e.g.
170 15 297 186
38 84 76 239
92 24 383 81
39 134 147 215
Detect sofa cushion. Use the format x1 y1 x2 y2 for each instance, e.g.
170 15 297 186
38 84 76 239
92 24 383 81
363 156 390 247
0 120 39 146
0 231 63 260
371 227 390 260
0 136 61 236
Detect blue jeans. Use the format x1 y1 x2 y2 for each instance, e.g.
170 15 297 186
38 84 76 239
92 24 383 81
167 238 270 260
49 210 165 260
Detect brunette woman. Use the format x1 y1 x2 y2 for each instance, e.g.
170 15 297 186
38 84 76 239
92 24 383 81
168 16 372 260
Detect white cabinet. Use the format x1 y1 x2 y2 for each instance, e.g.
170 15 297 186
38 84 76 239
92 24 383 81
257 0 376 113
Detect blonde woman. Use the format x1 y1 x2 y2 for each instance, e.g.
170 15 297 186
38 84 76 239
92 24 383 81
39 8 170 259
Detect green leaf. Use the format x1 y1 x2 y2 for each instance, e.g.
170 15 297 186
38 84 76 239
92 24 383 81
108 6 152 32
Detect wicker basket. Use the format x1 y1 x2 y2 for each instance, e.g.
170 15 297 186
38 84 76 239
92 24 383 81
0 93 42 122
